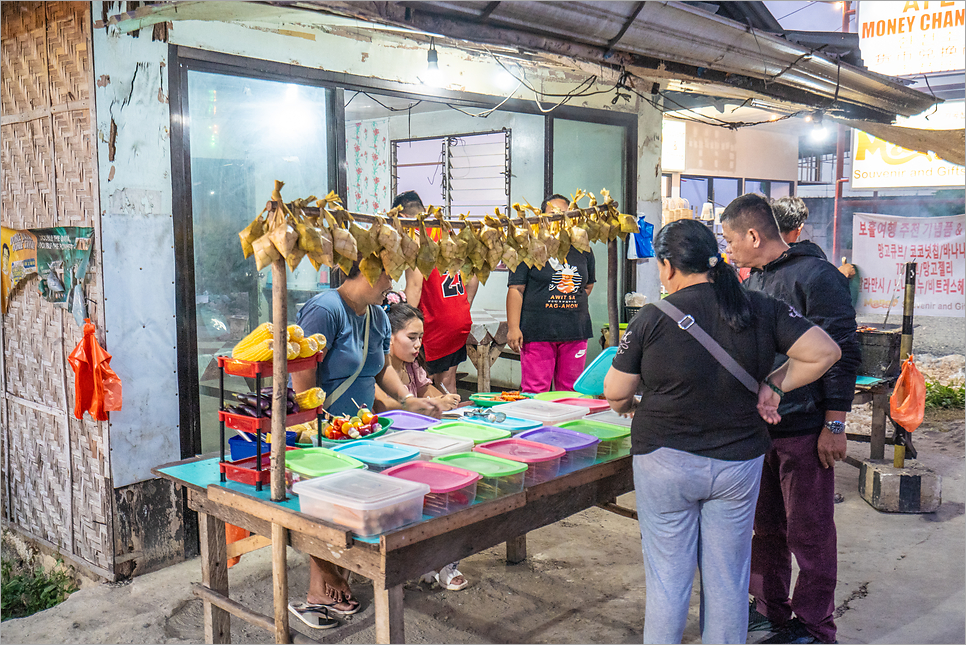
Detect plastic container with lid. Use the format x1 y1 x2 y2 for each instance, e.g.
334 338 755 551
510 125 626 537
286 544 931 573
517 426 600 474
375 430 474 461
284 447 366 489
293 469 430 536
584 409 633 428
473 438 565 486
460 413 542 435
558 420 631 462
433 452 528 501
376 410 441 432
228 431 297 462
331 440 420 472
552 398 610 415
492 399 588 426
383 461 481 516
531 391 588 402
427 422 511 445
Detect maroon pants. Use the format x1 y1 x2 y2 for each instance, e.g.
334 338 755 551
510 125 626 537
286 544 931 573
750 432 838 643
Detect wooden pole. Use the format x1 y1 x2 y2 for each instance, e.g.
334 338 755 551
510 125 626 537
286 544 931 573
607 239 620 346
894 261 917 469
270 258 288 501
270 258 291 643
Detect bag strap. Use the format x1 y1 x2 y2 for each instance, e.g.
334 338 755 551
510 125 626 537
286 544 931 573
325 305 372 409
652 299 759 394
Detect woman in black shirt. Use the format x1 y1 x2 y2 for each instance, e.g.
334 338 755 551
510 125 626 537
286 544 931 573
603 220 840 644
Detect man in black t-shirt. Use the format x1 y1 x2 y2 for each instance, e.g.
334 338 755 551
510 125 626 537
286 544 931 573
722 193 861 645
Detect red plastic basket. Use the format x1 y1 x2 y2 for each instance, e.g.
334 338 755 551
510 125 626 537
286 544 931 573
220 446 300 486
219 406 323 434
218 353 322 378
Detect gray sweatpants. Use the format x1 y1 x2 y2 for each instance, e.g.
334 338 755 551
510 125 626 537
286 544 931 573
633 448 764 644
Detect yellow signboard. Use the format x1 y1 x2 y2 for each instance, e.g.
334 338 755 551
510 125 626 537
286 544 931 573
858 1 965 76
851 100 966 189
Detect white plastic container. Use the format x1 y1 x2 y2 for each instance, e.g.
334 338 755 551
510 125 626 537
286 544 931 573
585 410 633 428
375 430 474 461
492 399 588 426
293 469 430 537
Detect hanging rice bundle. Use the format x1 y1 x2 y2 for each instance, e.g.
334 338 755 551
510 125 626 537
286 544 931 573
538 216 559 260
359 253 385 286
480 214 506 268
350 219 379 259
556 216 573 262
238 207 267 259
569 217 592 253
416 216 440 277
391 211 420 269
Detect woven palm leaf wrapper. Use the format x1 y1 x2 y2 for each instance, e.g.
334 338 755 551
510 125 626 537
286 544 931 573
323 208 358 276
415 216 440 277
391 211 420 269
569 216 592 253
556 216 573 262
465 219 487 271
252 230 282 271
502 219 524 272
350 218 378 259
359 253 385 286
238 207 267 259
480 213 506 268
435 210 460 276
538 216 560 260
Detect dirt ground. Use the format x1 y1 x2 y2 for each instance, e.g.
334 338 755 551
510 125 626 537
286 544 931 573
2 400 963 645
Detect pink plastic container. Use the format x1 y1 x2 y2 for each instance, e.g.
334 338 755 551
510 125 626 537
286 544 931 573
383 461 481 516
552 398 610 414
473 438 565 486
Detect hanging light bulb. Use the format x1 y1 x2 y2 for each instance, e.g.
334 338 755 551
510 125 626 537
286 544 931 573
810 112 828 141
422 38 444 87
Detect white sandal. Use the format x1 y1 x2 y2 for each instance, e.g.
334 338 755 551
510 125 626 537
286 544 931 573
435 563 468 591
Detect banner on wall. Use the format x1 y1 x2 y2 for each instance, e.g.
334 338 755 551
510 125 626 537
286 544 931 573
33 227 94 313
853 213 965 318
1 227 38 313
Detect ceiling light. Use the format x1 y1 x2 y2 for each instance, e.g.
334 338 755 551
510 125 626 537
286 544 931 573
421 38 444 87
811 126 829 141
495 67 518 91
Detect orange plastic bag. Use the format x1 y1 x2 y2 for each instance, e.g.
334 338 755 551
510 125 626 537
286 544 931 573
890 355 925 433
226 523 250 568
68 318 123 421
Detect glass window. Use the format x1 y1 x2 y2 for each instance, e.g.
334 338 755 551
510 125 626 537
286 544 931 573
770 181 793 198
679 175 709 211
187 71 332 453
711 177 740 210
745 179 766 196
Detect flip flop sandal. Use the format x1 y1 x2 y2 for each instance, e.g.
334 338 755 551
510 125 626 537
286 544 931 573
316 597 361 616
288 602 339 630
436 563 468 591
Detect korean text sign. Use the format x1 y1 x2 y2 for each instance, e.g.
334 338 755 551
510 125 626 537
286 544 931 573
853 213 965 318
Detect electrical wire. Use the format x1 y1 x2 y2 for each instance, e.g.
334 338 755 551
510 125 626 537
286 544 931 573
776 1 819 22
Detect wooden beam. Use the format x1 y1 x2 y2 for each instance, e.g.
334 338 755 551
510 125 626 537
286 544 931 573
207 485 353 548
226 534 272 560
188 490 384 580
271 258 288 502
506 535 527 564
607 239 620 345
199 513 231 644
272 523 291 644
374 584 405 644
191 583 321 645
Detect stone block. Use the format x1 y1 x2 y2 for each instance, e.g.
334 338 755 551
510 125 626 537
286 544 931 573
858 459 942 513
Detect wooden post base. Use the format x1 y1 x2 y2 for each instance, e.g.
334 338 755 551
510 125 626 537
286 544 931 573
506 535 527 564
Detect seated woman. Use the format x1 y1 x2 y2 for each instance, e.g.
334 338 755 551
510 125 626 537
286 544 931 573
373 297 461 415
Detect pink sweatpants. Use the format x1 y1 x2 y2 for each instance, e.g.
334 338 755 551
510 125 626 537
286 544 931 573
520 340 589 393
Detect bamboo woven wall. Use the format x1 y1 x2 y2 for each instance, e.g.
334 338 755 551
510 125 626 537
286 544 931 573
1 1 112 574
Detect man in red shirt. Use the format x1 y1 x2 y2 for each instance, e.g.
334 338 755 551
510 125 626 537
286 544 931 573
398 191 478 394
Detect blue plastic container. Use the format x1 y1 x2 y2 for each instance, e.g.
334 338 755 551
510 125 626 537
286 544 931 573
332 440 421 472
228 431 297 461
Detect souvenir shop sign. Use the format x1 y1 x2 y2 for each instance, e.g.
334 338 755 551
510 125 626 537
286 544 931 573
1 226 94 314
853 213 965 318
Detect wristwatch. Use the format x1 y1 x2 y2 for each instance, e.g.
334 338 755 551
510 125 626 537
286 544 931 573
824 420 846 435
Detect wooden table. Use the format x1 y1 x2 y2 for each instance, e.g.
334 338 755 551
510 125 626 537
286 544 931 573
466 308 511 393
847 375 899 461
153 454 634 644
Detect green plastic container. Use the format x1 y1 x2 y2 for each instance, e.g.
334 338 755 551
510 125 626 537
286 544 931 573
531 391 588 401
427 422 511 445
468 392 533 407
558 419 631 462
434 452 528 501
284 447 365 488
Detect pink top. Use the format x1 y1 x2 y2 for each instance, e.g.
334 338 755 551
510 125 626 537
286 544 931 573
404 361 432 397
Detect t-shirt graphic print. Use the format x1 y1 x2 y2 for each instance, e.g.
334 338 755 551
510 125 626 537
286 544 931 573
549 258 582 295
508 247 596 342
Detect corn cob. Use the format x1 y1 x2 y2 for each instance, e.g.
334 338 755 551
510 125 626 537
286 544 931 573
309 333 327 353
295 387 326 410
232 323 273 358
287 324 304 342
233 338 274 362
297 337 318 358
287 341 300 361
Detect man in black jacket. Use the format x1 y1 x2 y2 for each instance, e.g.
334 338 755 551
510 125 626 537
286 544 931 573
722 193 861 645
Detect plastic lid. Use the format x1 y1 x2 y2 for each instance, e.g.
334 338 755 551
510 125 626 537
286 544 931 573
427 422 511 445
461 415 542 433
559 419 631 441
532 391 587 401
573 346 618 396
285 447 366 477
517 426 600 451
331 440 420 467
293 469 430 509
474 438 566 463
584 410 633 428
492 399 588 424
383 461 480 493
376 410 441 432
375 430 474 457
552 398 610 413
433 452 528 477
